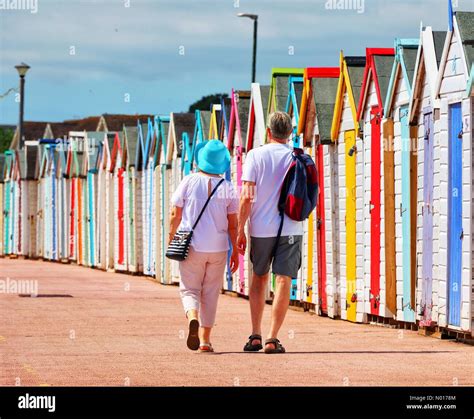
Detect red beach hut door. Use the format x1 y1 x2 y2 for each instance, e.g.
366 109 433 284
315 144 327 314
370 106 381 315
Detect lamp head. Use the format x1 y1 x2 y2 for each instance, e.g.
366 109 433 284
237 13 258 20
15 63 30 77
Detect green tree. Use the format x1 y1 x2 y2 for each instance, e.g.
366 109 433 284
188 93 228 113
0 127 14 153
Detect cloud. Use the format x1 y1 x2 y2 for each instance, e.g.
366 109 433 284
1 0 473 123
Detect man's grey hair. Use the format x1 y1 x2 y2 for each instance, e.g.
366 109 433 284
268 111 293 140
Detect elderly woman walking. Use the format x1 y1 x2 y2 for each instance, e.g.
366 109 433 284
168 140 239 353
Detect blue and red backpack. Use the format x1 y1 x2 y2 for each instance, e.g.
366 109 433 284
275 148 319 243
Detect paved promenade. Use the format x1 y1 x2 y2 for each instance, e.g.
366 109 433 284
1 258 472 386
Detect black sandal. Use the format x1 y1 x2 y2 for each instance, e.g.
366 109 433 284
187 319 200 351
264 338 286 354
243 334 263 352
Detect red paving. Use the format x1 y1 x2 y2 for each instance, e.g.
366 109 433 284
0 258 473 387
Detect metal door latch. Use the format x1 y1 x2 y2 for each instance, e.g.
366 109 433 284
400 204 407 216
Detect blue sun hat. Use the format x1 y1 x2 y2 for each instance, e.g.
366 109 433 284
194 140 231 175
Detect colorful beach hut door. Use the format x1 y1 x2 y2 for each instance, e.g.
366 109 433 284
117 167 125 267
4 181 11 253
69 179 76 259
52 162 57 260
448 102 463 327
400 105 415 322
87 172 96 266
128 172 136 270
315 144 327 314
370 107 381 315
345 130 357 321
421 109 434 324
230 90 245 294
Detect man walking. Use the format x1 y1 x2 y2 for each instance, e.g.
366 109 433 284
237 111 303 354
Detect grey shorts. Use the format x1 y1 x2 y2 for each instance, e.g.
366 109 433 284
250 235 302 279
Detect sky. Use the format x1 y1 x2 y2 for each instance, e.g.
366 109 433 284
0 0 473 124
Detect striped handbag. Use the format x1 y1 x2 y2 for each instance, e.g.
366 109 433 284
166 178 224 261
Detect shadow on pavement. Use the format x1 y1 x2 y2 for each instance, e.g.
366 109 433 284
212 350 456 355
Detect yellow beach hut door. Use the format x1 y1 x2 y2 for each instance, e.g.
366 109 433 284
345 130 357 321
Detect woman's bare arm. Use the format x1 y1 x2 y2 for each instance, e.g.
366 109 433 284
168 205 183 244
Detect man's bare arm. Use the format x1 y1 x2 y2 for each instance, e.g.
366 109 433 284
237 181 256 254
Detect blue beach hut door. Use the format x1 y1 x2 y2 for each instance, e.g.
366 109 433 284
448 102 463 327
400 105 415 322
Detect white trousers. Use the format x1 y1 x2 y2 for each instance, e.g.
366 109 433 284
179 247 227 328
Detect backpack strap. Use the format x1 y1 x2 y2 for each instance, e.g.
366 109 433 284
271 152 296 258
271 211 285 259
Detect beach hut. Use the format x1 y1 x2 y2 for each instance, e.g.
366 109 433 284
11 150 25 255
71 134 90 266
108 131 127 272
284 74 307 302
66 133 86 264
384 39 419 323
408 26 447 327
160 113 193 284
434 9 474 334
3 151 14 255
246 84 270 152
49 144 60 261
9 151 21 256
228 89 251 295
66 132 89 265
54 140 69 262
219 97 235 292
38 141 58 260
246 90 270 222
98 132 116 270
209 104 222 139
327 59 365 323
35 143 47 259
143 116 169 278
268 68 305 115
357 48 395 318
19 141 40 258
297 67 341 316
96 133 109 269
267 69 304 300
243 84 271 299
123 124 141 273
97 132 116 270
220 97 233 146
13 151 25 257
138 119 154 276
200 110 212 142
0 155 5 256
83 132 102 267
151 116 171 281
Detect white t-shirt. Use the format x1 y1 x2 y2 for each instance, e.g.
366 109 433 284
242 143 304 238
171 173 238 252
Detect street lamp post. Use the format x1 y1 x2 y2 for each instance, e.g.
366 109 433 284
15 62 30 149
237 13 258 83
